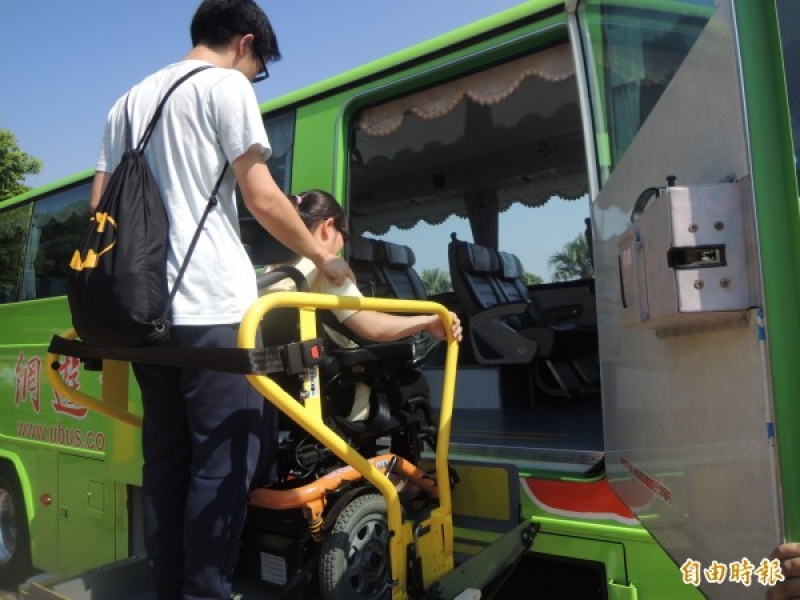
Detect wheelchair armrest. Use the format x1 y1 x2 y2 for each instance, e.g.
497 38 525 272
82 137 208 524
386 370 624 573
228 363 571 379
256 265 309 292
331 340 414 369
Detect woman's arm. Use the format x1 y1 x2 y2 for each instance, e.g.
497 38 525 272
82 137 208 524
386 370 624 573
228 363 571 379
343 310 462 343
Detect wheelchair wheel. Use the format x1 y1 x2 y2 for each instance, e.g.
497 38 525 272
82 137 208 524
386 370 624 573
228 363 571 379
319 493 390 600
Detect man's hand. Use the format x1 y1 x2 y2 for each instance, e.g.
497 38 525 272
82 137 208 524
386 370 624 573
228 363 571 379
318 254 354 286
767 543 800 600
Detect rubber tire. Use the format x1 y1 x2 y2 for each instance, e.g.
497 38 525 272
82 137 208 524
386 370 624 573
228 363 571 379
0 467 32 587
319 493 391 600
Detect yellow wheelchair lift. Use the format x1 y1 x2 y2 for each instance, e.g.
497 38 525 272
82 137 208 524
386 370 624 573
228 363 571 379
42 293 535 600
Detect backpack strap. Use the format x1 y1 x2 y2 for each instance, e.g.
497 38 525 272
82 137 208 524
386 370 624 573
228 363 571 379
122 63 227 326
123 64 232 326
123 94 133 152
135 65 213 152
163 161 230 317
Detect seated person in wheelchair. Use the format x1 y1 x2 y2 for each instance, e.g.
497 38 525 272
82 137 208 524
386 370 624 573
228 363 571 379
264 189 462 425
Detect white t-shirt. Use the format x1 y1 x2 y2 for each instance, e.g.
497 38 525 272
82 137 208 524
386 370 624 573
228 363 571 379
96 60 271 325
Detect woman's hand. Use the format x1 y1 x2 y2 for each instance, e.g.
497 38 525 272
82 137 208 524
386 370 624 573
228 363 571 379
427 312 463 342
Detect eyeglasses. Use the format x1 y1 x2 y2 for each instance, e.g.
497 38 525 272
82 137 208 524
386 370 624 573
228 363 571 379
253 53 269 83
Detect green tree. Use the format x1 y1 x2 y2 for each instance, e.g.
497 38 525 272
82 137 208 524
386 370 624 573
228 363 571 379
521 271 543 285
548 233 593 282
421 267 451 295
0 128 42 201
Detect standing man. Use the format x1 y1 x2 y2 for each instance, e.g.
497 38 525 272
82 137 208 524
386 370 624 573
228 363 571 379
90 1 352 599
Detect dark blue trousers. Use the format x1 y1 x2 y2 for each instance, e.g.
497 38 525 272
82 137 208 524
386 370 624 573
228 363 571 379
133 324 270 600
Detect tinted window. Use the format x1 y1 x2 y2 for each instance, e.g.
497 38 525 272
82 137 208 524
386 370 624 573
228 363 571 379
582 2 713 181
264 110 296 194
0 203 32 303
20 183 90 301
237 109 297 266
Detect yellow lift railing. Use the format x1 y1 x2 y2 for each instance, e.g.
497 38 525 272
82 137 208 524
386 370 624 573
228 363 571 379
47 292 460 599
239 292 459 599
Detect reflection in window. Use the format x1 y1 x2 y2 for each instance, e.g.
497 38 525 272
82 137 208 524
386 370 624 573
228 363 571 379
582 2 714 181
0 203 32 303
777 0 800 194
20 183 90 301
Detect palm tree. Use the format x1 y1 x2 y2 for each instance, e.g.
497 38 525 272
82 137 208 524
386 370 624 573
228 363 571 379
548 233 593 282
521 271 544 285
420 268 452 295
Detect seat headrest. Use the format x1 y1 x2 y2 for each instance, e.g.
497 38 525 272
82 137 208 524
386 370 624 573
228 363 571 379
497 251 524 279
380 241 416 268
455 241 498 275
350 237 379 262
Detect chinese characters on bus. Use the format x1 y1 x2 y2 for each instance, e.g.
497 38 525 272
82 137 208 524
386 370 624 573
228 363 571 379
15 352 88 418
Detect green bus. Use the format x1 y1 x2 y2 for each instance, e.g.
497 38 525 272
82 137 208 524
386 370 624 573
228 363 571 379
1 0 798 598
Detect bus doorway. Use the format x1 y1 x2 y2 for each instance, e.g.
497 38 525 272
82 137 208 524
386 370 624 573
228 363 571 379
347 42 603 475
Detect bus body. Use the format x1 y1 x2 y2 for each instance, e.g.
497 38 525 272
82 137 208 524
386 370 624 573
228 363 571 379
1 1 797 598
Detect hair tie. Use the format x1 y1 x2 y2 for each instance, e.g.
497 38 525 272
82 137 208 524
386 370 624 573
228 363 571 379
294 194 303 206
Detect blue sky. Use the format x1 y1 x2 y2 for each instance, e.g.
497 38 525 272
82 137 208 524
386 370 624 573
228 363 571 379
2 1 524 188
0 1 590 279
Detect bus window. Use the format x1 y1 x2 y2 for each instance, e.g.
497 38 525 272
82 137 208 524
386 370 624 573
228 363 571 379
262 110 296 194
20 183 90 301
581 1 714 182
237 109 296 266
350 43 588 294
0 202 32 303
777 0 800 194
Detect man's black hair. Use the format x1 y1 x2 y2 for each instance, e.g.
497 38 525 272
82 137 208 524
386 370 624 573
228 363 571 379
190 0 281 64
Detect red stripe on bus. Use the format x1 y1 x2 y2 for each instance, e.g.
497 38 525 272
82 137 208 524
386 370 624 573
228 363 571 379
523 478 637 521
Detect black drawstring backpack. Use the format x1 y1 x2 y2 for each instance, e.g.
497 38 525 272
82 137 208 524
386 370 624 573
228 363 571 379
67 65 228 348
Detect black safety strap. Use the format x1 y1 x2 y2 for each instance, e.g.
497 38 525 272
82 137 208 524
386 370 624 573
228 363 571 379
48 335 326 377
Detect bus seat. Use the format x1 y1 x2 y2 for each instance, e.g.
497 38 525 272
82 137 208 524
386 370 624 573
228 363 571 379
447 235 504 313
375 240 428 300
349 237 391 297
448 233 598 397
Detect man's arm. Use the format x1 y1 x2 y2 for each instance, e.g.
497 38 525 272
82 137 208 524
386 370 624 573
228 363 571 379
89 171 112 213
232 146 352 285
